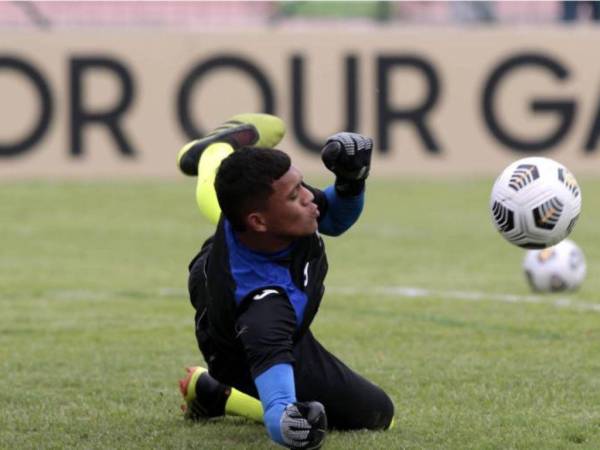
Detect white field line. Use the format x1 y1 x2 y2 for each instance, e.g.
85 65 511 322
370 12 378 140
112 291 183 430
327 285 600 313
41 286 600 314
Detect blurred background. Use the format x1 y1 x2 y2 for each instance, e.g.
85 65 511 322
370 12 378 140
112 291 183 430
2 0 600 179
1 1 596 29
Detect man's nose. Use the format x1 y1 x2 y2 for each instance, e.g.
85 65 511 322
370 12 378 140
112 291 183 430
302 187 314 205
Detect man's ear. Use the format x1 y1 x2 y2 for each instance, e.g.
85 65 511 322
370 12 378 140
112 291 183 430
246 212 267 232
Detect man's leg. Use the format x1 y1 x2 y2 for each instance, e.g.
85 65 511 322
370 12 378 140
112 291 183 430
176 113 287 224
292 330 395 430
176 113 286 176
179 366 263 423
184 253 263 423
195 142 235 224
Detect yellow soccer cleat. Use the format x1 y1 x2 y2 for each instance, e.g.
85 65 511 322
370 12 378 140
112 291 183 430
179 366 264 423
179 366 230 421
176 113 286 176
229 113 286 149
177 122 258 176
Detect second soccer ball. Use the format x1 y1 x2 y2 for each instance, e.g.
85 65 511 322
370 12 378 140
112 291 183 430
523 239 586 292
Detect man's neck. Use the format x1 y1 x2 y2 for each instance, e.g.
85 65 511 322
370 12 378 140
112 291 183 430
236 230 294 254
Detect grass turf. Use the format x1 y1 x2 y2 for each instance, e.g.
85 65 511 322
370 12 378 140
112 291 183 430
1 178 600 449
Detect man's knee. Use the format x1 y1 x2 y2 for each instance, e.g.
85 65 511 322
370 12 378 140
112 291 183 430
362 387 394 430
325 384 394 431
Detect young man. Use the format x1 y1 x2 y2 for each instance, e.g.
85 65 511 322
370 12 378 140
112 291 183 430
177 114 394 449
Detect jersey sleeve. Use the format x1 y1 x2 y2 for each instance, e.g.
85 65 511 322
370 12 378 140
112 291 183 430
235 289 297 378
305 182 365 236
255 363 296 445
236 290 298 446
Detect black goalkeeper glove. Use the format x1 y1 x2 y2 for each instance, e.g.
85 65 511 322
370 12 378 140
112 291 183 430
321 132 373 196
280 401 327 450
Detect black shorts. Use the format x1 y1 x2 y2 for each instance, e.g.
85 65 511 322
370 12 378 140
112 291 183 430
194 310 394 430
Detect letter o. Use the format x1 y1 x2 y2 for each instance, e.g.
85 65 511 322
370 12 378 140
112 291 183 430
0 56 52 157
177 56 275 139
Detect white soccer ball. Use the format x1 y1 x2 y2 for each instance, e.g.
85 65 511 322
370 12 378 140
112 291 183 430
490 157 582 249
523 239 586 292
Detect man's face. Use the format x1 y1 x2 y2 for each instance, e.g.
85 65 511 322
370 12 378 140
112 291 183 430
260 166 320 239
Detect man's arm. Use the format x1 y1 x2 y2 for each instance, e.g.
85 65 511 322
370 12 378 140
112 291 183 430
236 291 326 449
236 290 296 378
255 367 326 449
304 183 364 237
305 132 373 236
254 363 296 442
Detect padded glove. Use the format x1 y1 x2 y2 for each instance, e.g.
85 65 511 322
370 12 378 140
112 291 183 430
321 132 373 196
280 401 327 450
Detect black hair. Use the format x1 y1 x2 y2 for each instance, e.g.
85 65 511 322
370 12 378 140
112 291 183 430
215 147 291 231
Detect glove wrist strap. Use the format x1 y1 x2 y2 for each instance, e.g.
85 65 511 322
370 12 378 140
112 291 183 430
334 178 365 197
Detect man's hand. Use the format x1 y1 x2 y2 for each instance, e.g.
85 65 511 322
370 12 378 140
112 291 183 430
280 401 327 450
321 132 373 181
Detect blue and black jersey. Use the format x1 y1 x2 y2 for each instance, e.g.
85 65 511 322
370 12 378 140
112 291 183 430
188 182 363 380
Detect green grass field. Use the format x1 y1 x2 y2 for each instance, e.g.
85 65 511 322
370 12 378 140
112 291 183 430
2 178 600 449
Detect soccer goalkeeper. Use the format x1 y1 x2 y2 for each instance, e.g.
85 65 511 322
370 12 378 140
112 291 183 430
176 114 394 449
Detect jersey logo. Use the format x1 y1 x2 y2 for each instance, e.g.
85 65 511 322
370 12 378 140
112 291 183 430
303 262 310 287
253 289 279 301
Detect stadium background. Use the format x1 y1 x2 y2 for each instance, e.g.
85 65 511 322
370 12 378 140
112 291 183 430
3 2 600 449
3 1 600 178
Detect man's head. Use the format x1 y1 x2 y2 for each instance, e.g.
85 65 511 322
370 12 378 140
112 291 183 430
215 147 319 240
